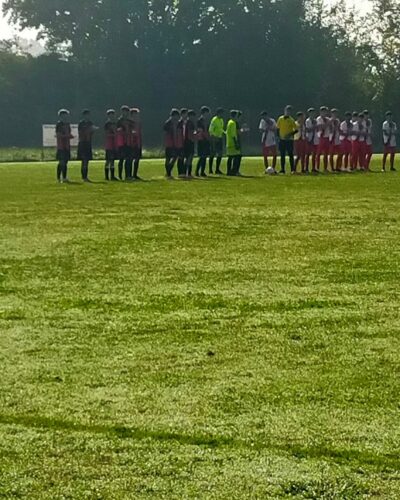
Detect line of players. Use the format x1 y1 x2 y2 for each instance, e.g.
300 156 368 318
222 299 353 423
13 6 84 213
261 106 398 175
54 105 398 183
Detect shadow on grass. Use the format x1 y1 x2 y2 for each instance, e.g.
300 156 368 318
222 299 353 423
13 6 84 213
0 413 232 448
0 413 399 471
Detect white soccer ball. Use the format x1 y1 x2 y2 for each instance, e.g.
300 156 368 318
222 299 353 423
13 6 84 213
266 166 275 175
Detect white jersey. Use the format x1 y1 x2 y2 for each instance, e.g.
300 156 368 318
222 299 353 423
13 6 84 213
365 119 373 146
340 120 353 142
316 116 331 139
383 121 397 147
305 117 319 145
330 118 341 146
295 121 307 141
259 118 277 147
352 122 366 142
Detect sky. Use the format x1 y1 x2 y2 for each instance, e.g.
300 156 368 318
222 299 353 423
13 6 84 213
0 0 372 41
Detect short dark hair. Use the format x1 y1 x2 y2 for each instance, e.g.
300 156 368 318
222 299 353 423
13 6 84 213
386 110 392 116
188 109 196 117
121 105 130 112
358 113 364 118
201 106 210 114
230 110 238 118
331 108 338 113
320 106 328 112
58 108 69 116
106 109 115 115
170 108 180 117
180 108 188 115
82 109 90 115
363 110 369 115
261 110 268 116
345 111 352 117
307 108 315 113
296 111 304 117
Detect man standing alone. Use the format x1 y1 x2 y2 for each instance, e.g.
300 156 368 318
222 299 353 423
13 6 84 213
277 105 297 174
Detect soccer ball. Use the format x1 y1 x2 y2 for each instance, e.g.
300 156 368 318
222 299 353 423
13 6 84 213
266 166 275 175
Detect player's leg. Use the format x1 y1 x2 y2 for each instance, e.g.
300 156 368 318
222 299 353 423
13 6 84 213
227 156 233 176
279 140 286 174
288 141 295 173
390 149 396 171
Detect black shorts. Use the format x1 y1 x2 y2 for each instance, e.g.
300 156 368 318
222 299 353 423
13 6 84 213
77 141 93 161
56 149 71 163
197 139 211 158
184 141 195 157
210 137 224 157
165 147 177 159
105 149 118 161
133 146 142 160
118 146 134 160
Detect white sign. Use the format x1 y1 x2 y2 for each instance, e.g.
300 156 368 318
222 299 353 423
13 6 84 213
42 124 79 147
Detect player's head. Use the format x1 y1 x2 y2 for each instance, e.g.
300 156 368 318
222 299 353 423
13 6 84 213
230 110 238 119
82 109 91 118
296 111 305 121
130 107 140 120
261 110 269 118
121 105 130 118
58 109 70 122
331 108 338 119
358 112 364 123
188 109 196 121
200 106 210 117
344 111 351 122
180 108 188 119
386 111 393 122
320 106 328 118
106 109 116 120
216 107 224 118
307 107 315 119
170 108 180 122
363 109 369 117
352 111 358 121
284 105 292 116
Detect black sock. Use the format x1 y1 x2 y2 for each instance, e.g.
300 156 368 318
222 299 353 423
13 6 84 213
133 159 139 178
57 163 62 180
62 162 68 180
118 159 124 179
216 157 222 172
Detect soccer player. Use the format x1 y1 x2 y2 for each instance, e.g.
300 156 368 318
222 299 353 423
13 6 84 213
130 108 143 180
116 105 131 180
163 108 181 178
259 111 277 174
184 110 197 178
104 109 118 181
351 112 367 171
78 109 98 182
316 106 331 173
294 111 307 174
364 110 373 171
329 108 341 172
56 109 73 183
339 111 353 172
195 106 211 177
305 108 318 173
226 110 242 176
276 105 297 174
177 108 188 177
209 107 225 174
382 111 397 172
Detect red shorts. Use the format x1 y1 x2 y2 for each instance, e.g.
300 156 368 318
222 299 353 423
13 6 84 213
295 139 307 157
340 139 352 155
365 144 373 156
307 142 317 155
317 137 330 155
263 145 277 157
330 143 341 155
384 145 396 155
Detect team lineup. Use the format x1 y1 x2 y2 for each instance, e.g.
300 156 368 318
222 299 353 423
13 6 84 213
54 104 398 183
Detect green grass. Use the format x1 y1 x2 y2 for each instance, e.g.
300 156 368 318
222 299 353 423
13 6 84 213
1 157 400 499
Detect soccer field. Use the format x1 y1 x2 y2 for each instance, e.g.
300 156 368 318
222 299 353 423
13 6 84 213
1 158 400 499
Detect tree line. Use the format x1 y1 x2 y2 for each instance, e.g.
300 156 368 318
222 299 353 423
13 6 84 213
0 0 399 148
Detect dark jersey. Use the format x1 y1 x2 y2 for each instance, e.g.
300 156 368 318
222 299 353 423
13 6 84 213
56 121 72 150
78 120 94 143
